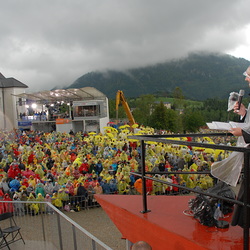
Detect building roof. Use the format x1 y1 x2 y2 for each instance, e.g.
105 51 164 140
0 73 28 88
0 73 5 79
15 86 107 103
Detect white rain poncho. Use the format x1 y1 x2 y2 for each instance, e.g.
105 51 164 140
211 104 250 187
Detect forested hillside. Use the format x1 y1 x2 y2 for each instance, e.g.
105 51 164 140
68 52 250 100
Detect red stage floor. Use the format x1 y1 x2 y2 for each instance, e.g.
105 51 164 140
95 195 246 250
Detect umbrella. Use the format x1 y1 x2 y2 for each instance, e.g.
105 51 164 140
88 132 96 135
128 138 139 142
204 148 215 154
108 127 118 132
104 128 111 133
110 128 118 133
203 137 214 143
119 124 130 129
214 149 224 158
193 147 205 151
106 133 114 138
132 124 139 128
103 126 111 129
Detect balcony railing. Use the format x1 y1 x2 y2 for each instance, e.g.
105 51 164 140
129 132 250 250
0 200 112 250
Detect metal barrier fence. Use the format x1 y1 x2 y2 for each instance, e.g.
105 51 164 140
129 132 250 250
0 200 112 250
58 194 101 212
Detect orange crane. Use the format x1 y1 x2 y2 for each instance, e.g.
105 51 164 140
116 90 136 126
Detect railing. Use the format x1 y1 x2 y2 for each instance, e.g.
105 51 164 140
59 194 101 211
128 132 250 250
19 115 48 121
0 200 112 250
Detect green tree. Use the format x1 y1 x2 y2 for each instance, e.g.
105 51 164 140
59 103 69 114
173 112 184 133
108 99 116 118
109 99 126 120
149 101 168 130
172 87 185 109
109 93 240 132
133 94 155 125
201 98 239 122
183 110 205 132
165 108 180 132
148 101 180 131
173 86 184 99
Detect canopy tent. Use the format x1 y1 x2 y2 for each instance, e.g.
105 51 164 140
15 87 107 104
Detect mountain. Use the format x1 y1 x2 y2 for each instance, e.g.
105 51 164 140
68 52 250 100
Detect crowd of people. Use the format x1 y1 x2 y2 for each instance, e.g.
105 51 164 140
0 126 234 215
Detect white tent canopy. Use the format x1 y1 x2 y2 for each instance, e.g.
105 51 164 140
15 87 107 103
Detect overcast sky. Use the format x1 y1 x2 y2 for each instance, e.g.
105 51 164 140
1 0 250 92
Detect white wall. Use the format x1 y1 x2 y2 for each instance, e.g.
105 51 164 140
99 117 110 133
2 88 16 130
99 97 110 133
0 87 27 130
56 123 73 133
0 90 4 129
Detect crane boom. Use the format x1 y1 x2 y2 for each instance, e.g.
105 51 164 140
116 90 136 126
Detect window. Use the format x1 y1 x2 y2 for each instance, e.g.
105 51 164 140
74 105 100 117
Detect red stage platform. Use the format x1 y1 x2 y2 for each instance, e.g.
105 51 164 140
95 195 246 250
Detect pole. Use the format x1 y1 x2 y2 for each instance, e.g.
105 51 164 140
243 151 250 250
140 140 151 214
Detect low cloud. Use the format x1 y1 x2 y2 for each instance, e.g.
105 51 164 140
0 0 249 92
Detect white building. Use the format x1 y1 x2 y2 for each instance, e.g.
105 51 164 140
0 73 28 130
0 72 110 133
15 87 110 134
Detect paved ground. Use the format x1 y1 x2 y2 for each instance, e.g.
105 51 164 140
66 207 127 250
